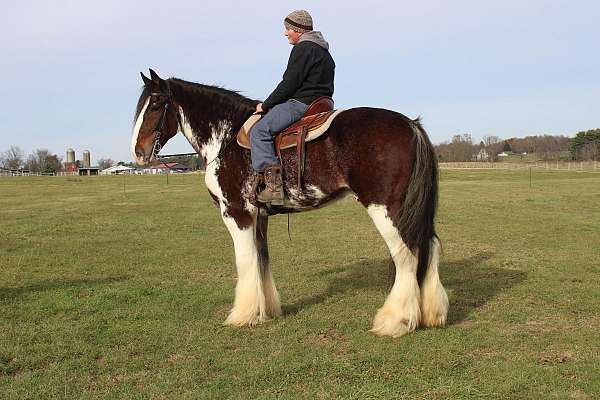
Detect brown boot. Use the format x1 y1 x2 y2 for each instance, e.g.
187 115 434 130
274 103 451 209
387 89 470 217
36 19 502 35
257 164 284 205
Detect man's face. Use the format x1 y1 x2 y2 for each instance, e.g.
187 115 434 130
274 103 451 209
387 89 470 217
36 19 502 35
284 27 303 44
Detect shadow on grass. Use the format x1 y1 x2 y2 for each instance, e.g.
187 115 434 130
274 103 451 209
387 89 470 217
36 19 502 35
0 276 129 303
283 259 389 316
441 251 526 325
283 252 526 325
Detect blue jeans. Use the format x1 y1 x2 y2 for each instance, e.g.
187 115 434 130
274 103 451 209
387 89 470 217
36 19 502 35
250 99 308 172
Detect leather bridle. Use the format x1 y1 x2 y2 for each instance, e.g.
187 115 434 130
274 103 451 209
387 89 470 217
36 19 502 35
148 97 169 162
147 88 180 163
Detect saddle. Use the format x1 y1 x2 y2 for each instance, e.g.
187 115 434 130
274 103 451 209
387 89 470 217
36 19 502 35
237 97 344 190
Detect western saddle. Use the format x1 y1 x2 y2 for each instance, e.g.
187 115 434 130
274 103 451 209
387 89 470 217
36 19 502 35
237 96 341 190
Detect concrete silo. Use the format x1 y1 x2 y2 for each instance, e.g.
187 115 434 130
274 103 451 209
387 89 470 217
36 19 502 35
65 148 77 172
83 150 91 168
66 148 75 163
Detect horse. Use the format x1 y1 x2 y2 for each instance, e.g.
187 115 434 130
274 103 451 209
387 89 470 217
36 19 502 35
131 69 449 337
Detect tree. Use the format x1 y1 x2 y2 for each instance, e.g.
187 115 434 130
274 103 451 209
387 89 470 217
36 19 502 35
434 134 476 162
482 135 502 161
503 142 512 152
98 158 115 170
1 146 25 170
26 154 39 172
25 149 53 173
569 129 600 161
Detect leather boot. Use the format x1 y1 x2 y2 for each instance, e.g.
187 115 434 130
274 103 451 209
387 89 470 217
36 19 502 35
257 164 284 205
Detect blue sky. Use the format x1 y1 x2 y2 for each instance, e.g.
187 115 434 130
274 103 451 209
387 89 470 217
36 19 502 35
1 0 598 163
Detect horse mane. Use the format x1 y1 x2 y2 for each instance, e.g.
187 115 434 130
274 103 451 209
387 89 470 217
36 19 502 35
133 77 258 130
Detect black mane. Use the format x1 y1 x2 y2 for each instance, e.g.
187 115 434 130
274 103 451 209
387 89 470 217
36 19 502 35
134 77 259 135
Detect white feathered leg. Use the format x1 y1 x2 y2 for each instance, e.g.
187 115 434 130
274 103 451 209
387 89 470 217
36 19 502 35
221 207 268 326
419 237 449 327
368 205 421 337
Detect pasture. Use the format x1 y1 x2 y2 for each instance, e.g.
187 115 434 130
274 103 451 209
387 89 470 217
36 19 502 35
1 170 599 399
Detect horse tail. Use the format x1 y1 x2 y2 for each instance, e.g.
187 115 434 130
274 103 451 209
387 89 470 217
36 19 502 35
397 117 439 286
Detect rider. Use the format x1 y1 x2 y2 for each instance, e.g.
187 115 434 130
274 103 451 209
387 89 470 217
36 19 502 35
251 10 335 205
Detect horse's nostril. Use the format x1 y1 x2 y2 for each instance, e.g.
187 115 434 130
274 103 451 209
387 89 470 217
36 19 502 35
135 150 143 158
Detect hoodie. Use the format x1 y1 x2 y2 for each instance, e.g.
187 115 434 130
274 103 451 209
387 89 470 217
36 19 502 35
262 31 335 109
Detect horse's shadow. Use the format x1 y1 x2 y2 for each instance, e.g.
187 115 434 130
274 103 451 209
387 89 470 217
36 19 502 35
283 252 526 325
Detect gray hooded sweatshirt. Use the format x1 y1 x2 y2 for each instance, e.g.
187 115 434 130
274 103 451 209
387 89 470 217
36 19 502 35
262 31 335 109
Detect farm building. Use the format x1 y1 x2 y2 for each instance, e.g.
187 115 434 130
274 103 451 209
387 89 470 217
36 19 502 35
78 167 99 176
145 162 189 174
100 165 136 175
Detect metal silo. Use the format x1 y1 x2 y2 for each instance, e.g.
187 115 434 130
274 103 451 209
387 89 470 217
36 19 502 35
67 148 75 163
83 150 91 168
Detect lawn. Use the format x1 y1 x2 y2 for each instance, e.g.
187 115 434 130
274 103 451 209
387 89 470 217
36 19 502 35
1 170 599 399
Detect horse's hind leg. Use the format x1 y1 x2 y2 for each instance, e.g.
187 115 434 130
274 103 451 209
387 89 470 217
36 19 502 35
220 208 268 326
256 214 281 318
419 237 448 327
367 204 421 337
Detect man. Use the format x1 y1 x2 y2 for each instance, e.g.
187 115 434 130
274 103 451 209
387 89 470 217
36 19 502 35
251 10 335 205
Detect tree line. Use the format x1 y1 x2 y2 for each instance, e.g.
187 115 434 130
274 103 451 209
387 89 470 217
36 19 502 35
0 146 205 173
0 146 118 173
3 129 597 170
434 130 597 162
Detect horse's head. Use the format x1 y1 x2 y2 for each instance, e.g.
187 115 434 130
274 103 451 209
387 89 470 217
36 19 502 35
131 69 180 166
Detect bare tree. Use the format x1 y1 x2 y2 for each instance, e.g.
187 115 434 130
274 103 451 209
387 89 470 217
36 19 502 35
24 149 62 173
98 158 115 170
1 146 25 170
26 154 39 172
482 136 502 161
435 134 476 162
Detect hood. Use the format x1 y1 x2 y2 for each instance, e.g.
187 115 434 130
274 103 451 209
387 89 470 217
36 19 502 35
298 31 329 50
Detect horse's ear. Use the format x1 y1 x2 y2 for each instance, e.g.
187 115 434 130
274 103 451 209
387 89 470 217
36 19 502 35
140 72 152 86
149 68 162 83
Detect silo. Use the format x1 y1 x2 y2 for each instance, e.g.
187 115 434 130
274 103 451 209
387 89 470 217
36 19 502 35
67 148 75 163
83 150 91 168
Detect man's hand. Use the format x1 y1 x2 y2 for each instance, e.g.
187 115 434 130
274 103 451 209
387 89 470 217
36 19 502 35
256 103 264 114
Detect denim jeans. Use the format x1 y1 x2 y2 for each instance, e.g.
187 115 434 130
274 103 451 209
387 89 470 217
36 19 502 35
250 99 309 172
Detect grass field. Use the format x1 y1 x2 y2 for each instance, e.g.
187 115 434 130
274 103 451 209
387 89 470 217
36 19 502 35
1 170 599 399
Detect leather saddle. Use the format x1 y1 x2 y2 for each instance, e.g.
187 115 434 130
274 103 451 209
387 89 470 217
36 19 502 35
237 97 343 190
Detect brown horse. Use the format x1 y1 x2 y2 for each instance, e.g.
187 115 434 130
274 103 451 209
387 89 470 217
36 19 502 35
132 69 448 337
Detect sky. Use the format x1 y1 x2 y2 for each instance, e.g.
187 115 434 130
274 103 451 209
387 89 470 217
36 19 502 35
0 0 598 164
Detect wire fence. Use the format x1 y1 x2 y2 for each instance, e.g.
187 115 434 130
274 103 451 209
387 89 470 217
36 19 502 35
439 161 599 170
3 161 599 176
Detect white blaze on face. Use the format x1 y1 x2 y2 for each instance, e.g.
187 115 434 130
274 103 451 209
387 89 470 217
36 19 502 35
131 98 150 164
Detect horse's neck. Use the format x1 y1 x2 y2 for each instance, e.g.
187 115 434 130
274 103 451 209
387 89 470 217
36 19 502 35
173 88 251 163
180 111 230 157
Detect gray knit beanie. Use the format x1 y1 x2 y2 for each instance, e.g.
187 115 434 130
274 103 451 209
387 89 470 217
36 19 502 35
284 10 313 33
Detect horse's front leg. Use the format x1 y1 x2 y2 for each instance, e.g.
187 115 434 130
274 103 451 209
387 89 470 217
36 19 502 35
220 205 270 326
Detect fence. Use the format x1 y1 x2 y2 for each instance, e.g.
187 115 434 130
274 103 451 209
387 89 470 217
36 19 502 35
0 171 79 177
439 161 599 170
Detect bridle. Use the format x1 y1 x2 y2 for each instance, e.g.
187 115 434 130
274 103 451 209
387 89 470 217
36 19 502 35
148 97 169 162
146 84 181 163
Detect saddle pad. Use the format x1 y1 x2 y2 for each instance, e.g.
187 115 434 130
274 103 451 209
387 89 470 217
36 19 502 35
236 109 345 150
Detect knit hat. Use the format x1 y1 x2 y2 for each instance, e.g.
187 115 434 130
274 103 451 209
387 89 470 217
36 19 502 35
284 10 313 33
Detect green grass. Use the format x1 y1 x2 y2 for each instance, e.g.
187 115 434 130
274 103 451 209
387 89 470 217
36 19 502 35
1 170 599 399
